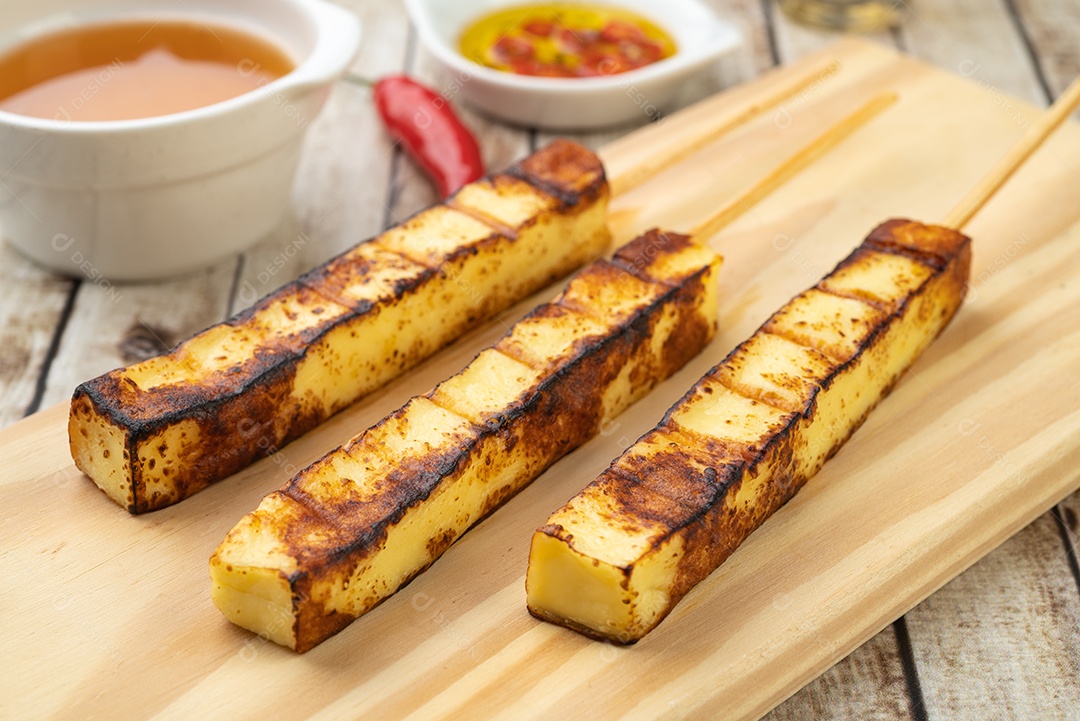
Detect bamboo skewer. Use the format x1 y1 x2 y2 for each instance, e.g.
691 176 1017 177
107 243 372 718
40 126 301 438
606 61 841 197
944 74 1080 229
688 92 898 241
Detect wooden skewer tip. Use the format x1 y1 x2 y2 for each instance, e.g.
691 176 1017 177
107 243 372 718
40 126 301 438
689 90 899 242
944 74 1080 230
608 59 848 198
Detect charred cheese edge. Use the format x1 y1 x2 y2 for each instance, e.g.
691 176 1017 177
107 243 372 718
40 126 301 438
526 218 972 643
69 140 611 514
209 229 722 652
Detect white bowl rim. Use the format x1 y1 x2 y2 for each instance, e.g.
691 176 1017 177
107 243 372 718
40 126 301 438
0 0 360 135
404 0 742 94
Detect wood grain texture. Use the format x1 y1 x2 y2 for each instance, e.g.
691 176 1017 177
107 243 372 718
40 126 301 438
907 511 1080 717
765 2 1080 716
3 39 1080 721
900 0 1045 105
766 627 913 721
770 1 899 61
0 244 72 425
39 265 237 411
1010 0 1080 97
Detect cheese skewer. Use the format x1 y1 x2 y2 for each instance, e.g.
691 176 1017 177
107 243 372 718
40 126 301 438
69 141 613 513
526 77 1080 644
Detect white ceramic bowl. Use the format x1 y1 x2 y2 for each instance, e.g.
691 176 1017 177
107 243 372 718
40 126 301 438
0 0 360 281
404 0 741 130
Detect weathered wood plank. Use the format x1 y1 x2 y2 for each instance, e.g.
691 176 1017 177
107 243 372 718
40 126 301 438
1054 499 1080 599
899 0 1045 105
765 626 913 721
1010 0 1080 97
770 2 899 62
39 263 238 411
0 244 73 426
705 0 777 80
906 511 1080 716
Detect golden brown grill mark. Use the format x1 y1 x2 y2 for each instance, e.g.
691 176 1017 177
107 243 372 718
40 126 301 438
506 138 607 207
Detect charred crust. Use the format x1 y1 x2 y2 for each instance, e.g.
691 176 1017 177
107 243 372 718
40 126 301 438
435 242 481 270
865 218 972 271
602 466 717 530
78 347 323 513
505 139 606 209
71 251 463 513
426 527 458 559
369 205 509 273
611 228 696 285
73 348 305 439
222 284 342 346
613 438 737 510
292 574 355 653
537 522 567 540
532 218 974 640
298 241 435 313
817 248 895 308
660 275 715 373
281 415 486 573
124 433 140 513
813 235 970 391
77 230 438 440
591 397 802 544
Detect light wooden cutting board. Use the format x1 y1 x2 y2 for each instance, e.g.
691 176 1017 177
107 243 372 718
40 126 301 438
3 39 1079 721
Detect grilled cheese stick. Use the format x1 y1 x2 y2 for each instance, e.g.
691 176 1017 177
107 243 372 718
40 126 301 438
69 140 610 513
210 229 721 651
526 219 971 643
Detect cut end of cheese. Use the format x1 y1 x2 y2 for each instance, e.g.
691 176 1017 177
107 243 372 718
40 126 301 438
527 475 690 643
209 557 297 649
69 393 132 510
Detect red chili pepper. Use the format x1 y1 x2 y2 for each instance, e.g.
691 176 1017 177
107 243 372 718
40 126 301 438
372 75 485 198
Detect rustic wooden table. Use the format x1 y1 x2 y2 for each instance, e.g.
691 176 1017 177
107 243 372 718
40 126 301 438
2 1 1078 719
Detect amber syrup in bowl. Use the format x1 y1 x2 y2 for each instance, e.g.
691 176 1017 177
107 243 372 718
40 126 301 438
0 20 295 122
0 0 360 280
